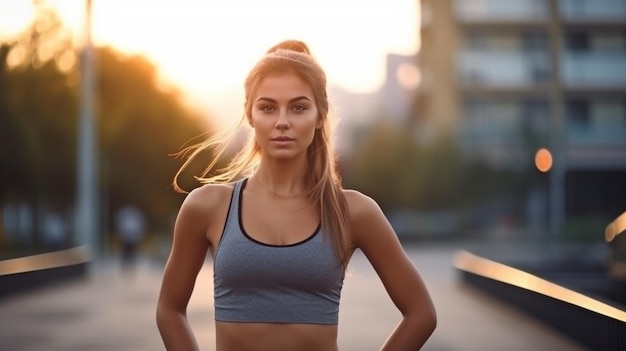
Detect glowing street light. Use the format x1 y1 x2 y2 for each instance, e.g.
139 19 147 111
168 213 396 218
535 148 553 173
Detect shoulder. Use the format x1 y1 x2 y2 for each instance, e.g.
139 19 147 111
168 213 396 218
342 188 382 220
342 188 396 248
184 182 236 208
172 182 239 247
177 182 237 225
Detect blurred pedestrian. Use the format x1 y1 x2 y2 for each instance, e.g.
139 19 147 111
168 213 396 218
43 213 65 251
115 205 145 271
156 40 436 351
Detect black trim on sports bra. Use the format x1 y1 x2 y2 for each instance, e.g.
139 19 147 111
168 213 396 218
238 177 321 248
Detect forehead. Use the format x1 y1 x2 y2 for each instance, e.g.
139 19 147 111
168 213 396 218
254 73 314 101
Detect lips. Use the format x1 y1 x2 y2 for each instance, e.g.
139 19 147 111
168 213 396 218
271 136 294 141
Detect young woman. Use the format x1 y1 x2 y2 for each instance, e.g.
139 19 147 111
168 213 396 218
156 40 436 351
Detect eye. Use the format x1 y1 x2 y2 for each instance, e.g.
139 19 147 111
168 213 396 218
259 105 276 113
291 105 307 112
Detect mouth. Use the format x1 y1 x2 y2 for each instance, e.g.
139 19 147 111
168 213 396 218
271 137 294 141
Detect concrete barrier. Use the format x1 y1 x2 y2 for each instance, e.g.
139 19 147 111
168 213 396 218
454 250 626 351
0 246 90 299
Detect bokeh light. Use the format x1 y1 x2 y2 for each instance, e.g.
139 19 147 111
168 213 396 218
535 147 553 173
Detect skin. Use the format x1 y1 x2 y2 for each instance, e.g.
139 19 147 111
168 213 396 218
156 73 436 351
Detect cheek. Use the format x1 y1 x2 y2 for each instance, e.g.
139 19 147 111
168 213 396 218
307 124 319 142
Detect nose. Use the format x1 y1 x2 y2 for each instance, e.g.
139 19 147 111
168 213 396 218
275 109 290 129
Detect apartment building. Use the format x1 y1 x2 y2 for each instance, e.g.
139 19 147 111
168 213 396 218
416 0 626 228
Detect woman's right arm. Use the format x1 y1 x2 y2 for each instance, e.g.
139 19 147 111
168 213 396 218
156 187 212 351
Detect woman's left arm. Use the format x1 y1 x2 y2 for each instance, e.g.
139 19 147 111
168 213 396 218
346 190 437 351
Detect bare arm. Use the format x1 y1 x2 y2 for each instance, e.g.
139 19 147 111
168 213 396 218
156 187 212 351
347 191 437 350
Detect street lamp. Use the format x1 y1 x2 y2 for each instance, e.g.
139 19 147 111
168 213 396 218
75 0 98 258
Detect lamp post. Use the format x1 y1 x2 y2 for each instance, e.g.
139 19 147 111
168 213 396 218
547 0 565 240
76 0 98 259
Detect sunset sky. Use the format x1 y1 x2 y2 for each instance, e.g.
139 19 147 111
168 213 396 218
0 0 420 121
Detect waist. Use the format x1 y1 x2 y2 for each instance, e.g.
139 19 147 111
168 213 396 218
216 321 338 351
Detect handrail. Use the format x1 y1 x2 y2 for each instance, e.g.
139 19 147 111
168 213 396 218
0 246 90 275
454 250 626 322
606 211 626 243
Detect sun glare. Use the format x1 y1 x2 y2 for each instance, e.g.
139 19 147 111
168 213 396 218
0 1 33 39
0 0 420 119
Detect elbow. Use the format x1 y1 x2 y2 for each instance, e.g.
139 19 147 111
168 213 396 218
425 305 437 334
156 301 178 334
156 303 167 333
412 303 437 337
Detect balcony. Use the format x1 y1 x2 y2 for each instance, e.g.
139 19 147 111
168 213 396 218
567 125 626 146
560 0 626 21
562 52 626 88
458 50 550 87
454 0 548 22
460 104 524 146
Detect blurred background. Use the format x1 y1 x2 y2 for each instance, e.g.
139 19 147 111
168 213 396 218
2 0 625 259
1 0 625 350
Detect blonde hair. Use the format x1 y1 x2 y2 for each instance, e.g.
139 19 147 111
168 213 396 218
173 40 351 267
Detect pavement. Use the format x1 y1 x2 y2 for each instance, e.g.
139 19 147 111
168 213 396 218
0 242 588 351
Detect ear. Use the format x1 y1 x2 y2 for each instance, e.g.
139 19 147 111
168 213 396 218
247 115 254 128
316 116 322 129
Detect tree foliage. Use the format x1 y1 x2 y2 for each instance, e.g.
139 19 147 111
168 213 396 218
0 6 78 208
0 6 209 248
342 121 530 213
96 47 208 230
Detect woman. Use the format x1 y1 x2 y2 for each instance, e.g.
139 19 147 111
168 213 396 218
156 40 436 351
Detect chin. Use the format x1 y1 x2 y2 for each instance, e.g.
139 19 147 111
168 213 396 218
266 149 305 161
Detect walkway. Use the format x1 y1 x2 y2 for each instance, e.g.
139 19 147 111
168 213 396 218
0 243 587 350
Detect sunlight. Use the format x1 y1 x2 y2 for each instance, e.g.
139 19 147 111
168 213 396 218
0 0 33 39
46 0 418 91
0 0 420 120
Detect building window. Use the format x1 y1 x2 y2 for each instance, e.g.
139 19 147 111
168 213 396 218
522 31 547 51
567 99 590 128
531 63 550 83
522 99 549 136
464 32 489 50
567 0 585 17
464 98 487 139
593 32 626 52
566 32 590 52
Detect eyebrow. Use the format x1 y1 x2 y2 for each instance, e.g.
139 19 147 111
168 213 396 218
256 96 312 104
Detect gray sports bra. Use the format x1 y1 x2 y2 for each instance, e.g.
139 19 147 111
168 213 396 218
213 178 345 324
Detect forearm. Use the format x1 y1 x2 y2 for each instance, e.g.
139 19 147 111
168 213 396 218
156 307 200 351
380 313 436 351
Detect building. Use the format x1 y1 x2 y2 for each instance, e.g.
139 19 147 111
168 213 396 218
329 84 382 155
332 51 424 156
416 0 626 232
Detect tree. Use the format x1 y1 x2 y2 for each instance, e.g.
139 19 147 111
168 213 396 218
0 6 78 208
0 5 209 253
342 120 527 213
95 47 208 233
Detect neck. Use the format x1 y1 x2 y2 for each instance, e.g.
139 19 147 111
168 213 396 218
252 176 306 198
253 161 308 197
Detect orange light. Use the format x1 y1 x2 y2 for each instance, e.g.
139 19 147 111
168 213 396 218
535 148 553 173
606 211 626 242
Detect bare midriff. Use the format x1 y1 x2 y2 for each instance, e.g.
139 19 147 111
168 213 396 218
215 321 339 351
